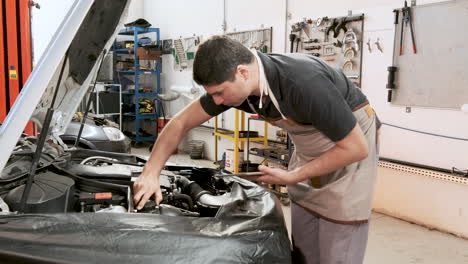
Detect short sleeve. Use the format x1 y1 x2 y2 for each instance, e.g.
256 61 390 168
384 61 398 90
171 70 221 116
199 93 231 116
292 74 357 142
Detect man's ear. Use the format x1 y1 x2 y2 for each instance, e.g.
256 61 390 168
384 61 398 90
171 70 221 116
237 65 250 81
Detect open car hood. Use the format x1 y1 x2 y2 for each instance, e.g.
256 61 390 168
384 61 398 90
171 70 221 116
0 0 130 174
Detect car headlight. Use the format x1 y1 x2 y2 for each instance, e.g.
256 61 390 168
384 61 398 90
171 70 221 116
102 127 126 141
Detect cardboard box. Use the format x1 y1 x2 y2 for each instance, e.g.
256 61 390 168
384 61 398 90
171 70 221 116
116 61 134 70
136 48 161 60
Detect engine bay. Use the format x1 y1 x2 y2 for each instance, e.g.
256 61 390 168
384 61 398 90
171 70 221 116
0 136 292 264
0 135 233 217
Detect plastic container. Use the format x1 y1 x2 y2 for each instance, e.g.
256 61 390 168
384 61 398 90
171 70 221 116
225 149 244 171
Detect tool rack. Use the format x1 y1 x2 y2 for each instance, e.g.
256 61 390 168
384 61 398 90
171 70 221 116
290 14 365 87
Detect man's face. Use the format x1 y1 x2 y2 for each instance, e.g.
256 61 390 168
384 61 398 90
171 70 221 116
204 70 252 107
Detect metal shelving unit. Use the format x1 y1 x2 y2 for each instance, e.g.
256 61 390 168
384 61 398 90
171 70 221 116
246 116 292 167
114 26 162 143
214 110 268 173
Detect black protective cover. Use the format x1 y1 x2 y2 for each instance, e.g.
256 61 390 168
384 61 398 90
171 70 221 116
0 181 291 263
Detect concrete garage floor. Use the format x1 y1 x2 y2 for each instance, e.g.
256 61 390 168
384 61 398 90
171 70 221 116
132 147 468 263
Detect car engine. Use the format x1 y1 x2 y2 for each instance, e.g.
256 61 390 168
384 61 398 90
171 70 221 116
0 135 232 217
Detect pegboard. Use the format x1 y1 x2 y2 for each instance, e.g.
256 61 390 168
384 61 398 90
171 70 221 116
391 0 468 109
290 14 365 87
172 35 202 71
226 27 273 53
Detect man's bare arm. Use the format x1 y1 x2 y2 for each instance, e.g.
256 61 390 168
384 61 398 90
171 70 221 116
133 99 212 209
292 123 369 182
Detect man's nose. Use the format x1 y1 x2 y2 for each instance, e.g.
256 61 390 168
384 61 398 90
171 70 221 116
213 95 224 105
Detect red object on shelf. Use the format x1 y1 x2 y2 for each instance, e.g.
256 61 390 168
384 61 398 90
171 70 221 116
250 114 259 119
157 118 170 133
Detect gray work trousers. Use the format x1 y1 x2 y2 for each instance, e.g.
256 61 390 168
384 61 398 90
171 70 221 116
291 202 369 264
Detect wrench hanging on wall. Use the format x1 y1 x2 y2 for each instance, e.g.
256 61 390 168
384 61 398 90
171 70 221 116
399 0 417 55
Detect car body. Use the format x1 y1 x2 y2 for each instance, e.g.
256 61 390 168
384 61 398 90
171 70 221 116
0 0 291 263
61 120 131 153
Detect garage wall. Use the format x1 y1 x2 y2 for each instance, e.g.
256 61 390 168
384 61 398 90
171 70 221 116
31 0 74 65
31 0 143 65
31 0 468 170
141 0 468 170
285 0 468 170
142 0 286 160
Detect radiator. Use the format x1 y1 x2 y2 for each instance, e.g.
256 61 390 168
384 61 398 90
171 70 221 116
373 161 468 239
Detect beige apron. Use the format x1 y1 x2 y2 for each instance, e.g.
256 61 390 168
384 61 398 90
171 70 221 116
248 85 378 224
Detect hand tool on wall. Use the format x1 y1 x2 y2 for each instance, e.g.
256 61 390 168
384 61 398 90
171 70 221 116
324 18 338 42
334 18 348 38
386 9 400 103
375 38 384 53
344 48 355 59
303 38 319 44
333 40 343 48
315 17 325 27
400 0 417 55
295 37 301 52
304 46 321 51
386 66 398 102
334 15 365 38
342 28 359 53
289 33 296 53
323 45 335 56
343 60 353 71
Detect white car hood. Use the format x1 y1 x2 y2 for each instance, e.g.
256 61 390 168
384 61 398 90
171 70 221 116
0 0 131 173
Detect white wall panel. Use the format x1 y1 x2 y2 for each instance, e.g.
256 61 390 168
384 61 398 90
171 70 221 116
288 0 468 169
32 0 143 65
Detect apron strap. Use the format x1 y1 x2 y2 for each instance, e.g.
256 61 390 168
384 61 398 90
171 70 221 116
249 49 287 120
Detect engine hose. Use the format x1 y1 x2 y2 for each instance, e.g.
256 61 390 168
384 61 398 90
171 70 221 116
172 193 194 211
177 176 231 208
177 176 209 201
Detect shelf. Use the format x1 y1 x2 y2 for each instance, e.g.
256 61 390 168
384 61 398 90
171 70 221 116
121 92 159 97
123 113 158 120
116 70 160 75
118 27 160 36
214 132 266 142
130 136 156 141
113 48 136 53
113 26 161 144
249 152 289 164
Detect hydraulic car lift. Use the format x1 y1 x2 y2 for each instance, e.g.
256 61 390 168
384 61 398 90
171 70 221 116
0 0 35 135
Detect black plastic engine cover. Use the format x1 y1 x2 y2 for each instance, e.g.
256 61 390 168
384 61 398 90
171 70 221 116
4 171 75 213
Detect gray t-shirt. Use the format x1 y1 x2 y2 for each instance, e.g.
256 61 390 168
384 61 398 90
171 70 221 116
200 52 369 142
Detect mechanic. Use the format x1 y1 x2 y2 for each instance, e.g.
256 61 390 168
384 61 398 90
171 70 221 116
133 35 380 264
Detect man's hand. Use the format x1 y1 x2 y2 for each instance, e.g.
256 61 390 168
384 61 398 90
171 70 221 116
133 174 163 210
242 165 301 185
130 99 213 210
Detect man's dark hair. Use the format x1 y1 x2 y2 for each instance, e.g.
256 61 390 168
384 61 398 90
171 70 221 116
193 35 254 86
